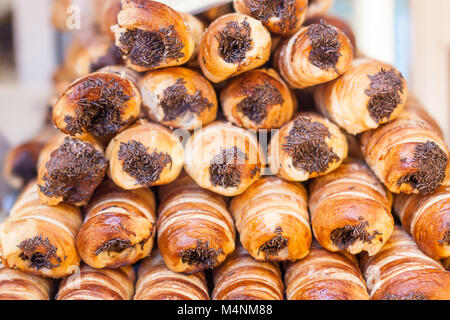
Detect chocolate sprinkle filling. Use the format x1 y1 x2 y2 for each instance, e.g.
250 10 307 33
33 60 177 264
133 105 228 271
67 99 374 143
160 78 213 121
179 240 223 269
365 68 404 123
306 20 342 70
209 146 248 188
89 45 123 72
38 137 107 204
246 0 298 31
64 77 132 137
383 293 428 300
18 235 61 270
215 19 252 64
258 226 288 259
237 80 284 124
282 116 339 174
11 143 42 182
397 141 448 195
330 217 381 250
94 238 133 256
119 26 184 68
118 140 172 187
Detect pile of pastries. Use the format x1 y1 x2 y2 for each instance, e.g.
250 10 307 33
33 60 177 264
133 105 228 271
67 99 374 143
2 0 450 300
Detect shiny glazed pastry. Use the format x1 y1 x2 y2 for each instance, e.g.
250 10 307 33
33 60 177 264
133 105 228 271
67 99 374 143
157 175 236 274
269 112 348 181
53 70 141 139
233 0 308 36
184 121 265 196
37 133 107 206
112 0 195 72
315 58 407 134
212 246 284 300
309 158 394 255
198 13 271 83
106 121 184 190
274 19 353 89
57 264 135 300
360 96 449 195
360 226 450 300
285 242 370 300
0 182 82 278
134 250 210 300
221 69 296 129
140 67 217 130
230 177 311 261
394 184 450 260
76 180 157 269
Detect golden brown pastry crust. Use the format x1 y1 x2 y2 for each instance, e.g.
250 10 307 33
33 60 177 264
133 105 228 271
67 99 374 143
360 226 450 300
221 69 296 130
112 0 195 72
360 96 449 195
0 264 53 300
76 180 156 269
37 133 107 206
198 13 271 83
274 20 353 89
233 0 308 36
394 184 450 260
309 158 394 256
315 58 407 134
157 175 236 274
0 182 82 278
140 67 217 130
230 177 311 261
134 250 209 300
53 71 141 139
269 112 348 181
212 246 284 300
285 242 369 300
106 120 184 189
184 121 265 196
57 264 135 300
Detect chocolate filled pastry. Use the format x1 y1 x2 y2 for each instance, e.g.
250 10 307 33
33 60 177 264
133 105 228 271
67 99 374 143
112 0 195 72
184 121 265 196
230 177 311 261
233 0 308 36
57 264 135 300
134 250 209 300
157 175 236 274
37 133 107 206
315 58 407 134
53 70 141 139
220 69 296 129
212 246 284 300
0 264 53 300
306 0 334 19
269 112 348 182
0 182 82 278
360 226 450 300
106 121 184 190
394 184 450 260
309 158 394 256
285 242 370 300
76 180 156 269
360 95 449 195
3 126 56 190
198 13 271 83
274 19 353 89
140 67 217 130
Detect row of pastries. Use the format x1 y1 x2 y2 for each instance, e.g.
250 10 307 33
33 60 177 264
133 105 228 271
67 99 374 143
1 0 450 300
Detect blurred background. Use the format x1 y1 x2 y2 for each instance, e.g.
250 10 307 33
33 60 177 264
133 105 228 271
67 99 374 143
0 0 448 204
